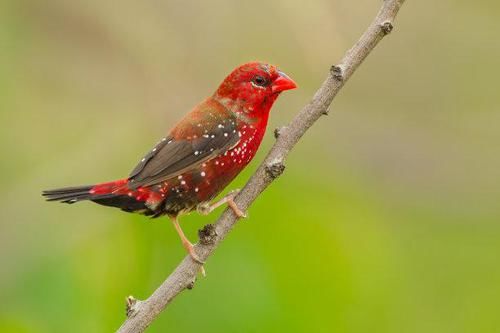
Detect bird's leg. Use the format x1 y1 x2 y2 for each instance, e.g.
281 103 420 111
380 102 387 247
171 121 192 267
170 216 206 276
197 189 247 218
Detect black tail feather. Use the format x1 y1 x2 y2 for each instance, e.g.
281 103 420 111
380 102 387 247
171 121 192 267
42 185 94 203
42 184 156 216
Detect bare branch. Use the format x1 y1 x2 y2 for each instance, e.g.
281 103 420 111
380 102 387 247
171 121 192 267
117 1 406 332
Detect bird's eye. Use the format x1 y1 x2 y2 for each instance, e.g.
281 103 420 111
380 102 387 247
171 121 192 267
251 75 268 87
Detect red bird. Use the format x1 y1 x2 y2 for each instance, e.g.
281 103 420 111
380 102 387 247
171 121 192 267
43 62 296 265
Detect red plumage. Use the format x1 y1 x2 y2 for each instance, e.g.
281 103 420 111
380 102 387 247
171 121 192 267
43 62 296 264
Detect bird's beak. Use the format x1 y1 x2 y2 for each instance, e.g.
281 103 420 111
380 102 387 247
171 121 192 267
272 70 297 93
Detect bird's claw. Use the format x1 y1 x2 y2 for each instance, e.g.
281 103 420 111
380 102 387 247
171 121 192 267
196 189 246 218
225 189 247 218
184 241 206 276
184 241 205 265
227 199 247 218
196 202 211 215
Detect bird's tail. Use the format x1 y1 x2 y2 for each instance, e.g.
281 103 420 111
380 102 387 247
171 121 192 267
42 184 95 203
42 179 156 215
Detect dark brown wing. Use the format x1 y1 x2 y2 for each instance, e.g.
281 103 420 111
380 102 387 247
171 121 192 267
128 114 239 189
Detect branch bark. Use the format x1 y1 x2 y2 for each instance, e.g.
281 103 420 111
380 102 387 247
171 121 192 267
117 1 406 331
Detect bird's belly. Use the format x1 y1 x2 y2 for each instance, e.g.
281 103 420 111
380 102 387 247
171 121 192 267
192 129 262 202
151 159 244 216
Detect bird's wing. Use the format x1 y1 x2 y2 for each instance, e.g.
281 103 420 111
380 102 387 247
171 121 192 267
127 101 239 189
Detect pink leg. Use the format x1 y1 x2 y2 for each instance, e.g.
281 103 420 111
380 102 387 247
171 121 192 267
197 190 247 218
170 216 206 275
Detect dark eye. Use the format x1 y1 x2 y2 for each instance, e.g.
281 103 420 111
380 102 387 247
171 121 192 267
252 75 268 87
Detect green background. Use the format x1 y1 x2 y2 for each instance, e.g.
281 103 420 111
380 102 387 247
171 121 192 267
1 0 499 332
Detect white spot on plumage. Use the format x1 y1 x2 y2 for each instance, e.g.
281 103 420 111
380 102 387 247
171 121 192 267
201 171 206 177
218 124 224 128
181 180 186 185
195 187 199 192
194 151 199 155
178 175 183 179
224 132 228 137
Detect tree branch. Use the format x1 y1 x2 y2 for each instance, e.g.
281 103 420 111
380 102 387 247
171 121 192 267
117 1 406 331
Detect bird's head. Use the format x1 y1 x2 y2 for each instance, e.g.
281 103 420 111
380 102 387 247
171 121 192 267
214 62 297 119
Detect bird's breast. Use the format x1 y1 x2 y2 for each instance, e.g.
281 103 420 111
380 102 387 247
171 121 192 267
191 123 265 201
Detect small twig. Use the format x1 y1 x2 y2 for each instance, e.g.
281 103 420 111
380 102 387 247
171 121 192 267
125 296 141 318
117 1 406 332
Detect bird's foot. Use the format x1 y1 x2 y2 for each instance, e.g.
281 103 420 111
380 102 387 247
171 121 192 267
225 189 247 218
183 240 206 276
183 240 204 264
227 197 247 218
197 189 247 218
170 216 206 276
196 202 212 215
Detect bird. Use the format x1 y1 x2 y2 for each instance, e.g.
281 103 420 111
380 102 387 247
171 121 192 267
43 61 297 268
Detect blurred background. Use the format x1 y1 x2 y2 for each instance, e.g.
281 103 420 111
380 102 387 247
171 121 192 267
1 0 500 332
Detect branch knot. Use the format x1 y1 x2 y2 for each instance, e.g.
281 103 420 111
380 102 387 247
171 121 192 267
381 21 394 35
330 65 344 81
198 224 218 245
126 296 142 318
274 126 287 139
265 161 285 179
186 279 196 290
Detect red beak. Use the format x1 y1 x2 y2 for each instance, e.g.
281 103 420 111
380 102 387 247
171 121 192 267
272 70 297 93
